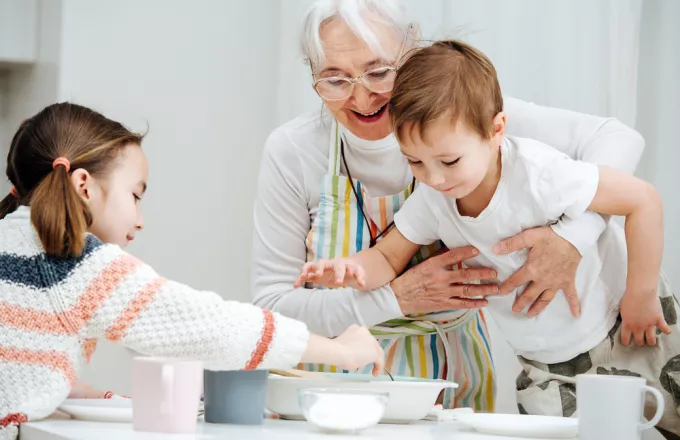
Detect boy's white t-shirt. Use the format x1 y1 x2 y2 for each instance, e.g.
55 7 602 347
394 136 628 364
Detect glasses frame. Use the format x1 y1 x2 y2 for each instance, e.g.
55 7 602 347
312 23 413 101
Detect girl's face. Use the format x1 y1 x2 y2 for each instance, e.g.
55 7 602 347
71 144 148 247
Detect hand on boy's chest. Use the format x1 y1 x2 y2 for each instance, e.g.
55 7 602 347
436 211 543 285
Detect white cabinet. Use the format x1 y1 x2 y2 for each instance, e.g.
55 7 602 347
0 0 38 65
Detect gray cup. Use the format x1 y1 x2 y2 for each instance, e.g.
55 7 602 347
203 369 269 425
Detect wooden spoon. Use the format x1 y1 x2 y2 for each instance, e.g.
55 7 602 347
268 369 326 379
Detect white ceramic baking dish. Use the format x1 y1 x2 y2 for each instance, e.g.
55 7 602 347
266 372 457 424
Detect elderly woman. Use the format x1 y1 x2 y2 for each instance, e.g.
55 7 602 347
252 0 645 411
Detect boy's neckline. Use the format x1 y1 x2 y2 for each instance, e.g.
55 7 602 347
455 139 506 220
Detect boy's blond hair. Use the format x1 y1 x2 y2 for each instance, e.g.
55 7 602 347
390 40 503 143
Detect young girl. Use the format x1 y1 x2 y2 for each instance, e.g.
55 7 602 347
0 102 384 439
296 41 680 436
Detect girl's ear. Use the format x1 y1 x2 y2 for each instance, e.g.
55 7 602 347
70 168 95 202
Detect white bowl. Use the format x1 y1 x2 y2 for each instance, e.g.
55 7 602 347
266 373 457 424
299 388 388 432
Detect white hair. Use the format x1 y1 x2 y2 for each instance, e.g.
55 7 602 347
301 0 411 70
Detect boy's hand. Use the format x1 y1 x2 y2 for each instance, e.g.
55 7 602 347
295 258 367 289
620 292 671 346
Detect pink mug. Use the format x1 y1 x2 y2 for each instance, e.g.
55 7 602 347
131 357 203 433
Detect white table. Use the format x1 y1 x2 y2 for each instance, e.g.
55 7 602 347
19 415 562 440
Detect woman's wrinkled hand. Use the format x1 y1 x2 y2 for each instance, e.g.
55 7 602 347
391 245 501 315
493 226 582 317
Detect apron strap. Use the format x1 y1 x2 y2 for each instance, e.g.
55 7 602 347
373 311 475 384
327 119 342 176
430 322 456 384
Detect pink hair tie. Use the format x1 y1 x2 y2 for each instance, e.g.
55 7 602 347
52 157 71 172
9 186 18 198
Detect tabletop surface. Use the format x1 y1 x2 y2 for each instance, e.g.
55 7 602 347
20 415 571 440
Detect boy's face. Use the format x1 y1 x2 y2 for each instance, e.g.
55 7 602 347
399 114 504 199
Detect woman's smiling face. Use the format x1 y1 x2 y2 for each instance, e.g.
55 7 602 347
314 16 405 141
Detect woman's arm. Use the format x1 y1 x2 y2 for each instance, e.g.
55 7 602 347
504 96 645 254
496 97 646 316
251 130 403 337
505 96 644 173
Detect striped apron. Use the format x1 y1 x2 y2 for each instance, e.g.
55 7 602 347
298 120 497 411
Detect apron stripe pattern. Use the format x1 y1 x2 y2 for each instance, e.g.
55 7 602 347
355 181 365 251
300 120 497 412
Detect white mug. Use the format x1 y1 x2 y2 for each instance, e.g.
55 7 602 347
131 357 203 433
577 374 664 440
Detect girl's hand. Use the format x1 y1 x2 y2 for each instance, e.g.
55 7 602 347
301 326 385 376
68 381 109 399
333 325 385 375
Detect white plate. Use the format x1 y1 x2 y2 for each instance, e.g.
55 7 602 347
57 399 132 423
266 373 457 424
457 413 578 438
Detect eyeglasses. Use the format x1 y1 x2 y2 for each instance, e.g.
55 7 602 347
312 24 413 101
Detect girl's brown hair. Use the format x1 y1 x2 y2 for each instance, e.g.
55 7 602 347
389 40 503 143
0 102 144 257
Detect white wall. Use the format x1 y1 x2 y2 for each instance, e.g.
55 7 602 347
0 0 38 64
636 0 680 290
55 0 282 394
0 0 62 195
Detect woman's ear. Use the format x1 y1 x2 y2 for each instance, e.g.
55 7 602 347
70 168 95 202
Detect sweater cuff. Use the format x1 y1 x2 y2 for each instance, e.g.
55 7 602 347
257 311 309 369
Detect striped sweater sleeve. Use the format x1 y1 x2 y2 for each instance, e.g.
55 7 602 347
73 243 309 370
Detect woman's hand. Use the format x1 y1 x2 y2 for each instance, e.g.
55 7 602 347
493 226 582 317
390 246 501 315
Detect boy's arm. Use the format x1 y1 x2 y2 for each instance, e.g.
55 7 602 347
536 153 668 345
360 184 441 290
587 167 663 297
587 166 670 345
299 186 439 292
349 228 422 290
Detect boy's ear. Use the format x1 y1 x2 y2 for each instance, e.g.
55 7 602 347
491 111 507 144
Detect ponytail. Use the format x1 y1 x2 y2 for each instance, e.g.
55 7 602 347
0 192 19 220
30 165 92 258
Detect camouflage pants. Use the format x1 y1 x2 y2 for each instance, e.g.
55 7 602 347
516 272 680 439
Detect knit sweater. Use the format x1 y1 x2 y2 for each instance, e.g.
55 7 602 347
0 207 309 439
